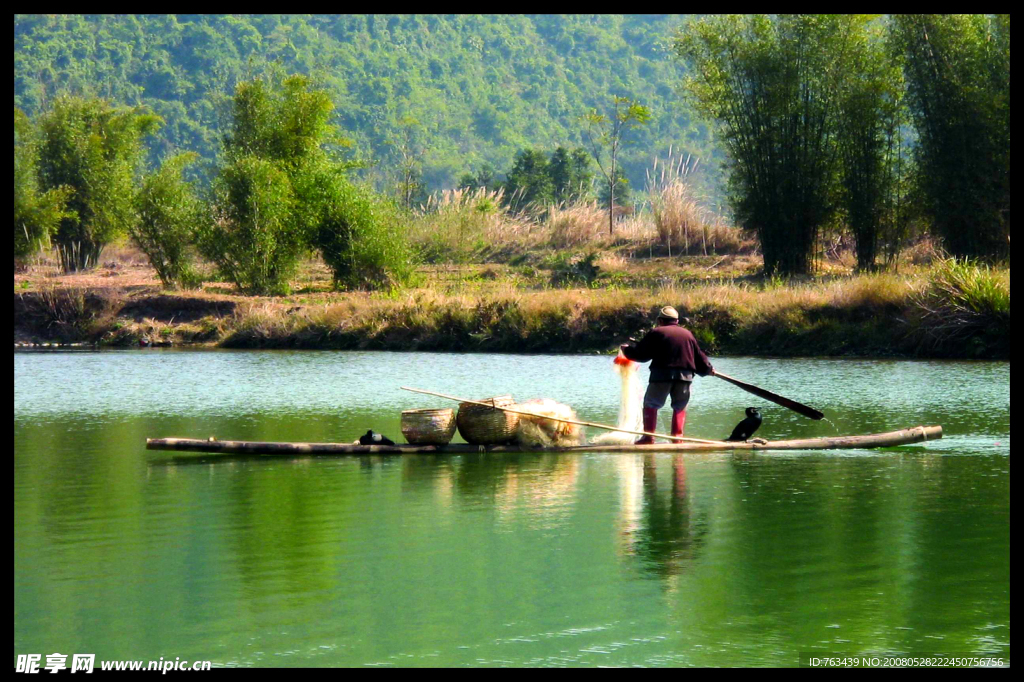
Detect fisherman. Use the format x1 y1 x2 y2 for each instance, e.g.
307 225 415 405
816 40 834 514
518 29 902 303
620 306 714 443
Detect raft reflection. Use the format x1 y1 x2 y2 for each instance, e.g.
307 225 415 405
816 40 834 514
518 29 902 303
400 451 708 581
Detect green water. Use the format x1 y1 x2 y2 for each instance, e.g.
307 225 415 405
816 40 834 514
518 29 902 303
14 351 1010 667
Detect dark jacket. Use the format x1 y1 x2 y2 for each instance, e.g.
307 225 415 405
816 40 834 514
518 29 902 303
622 322 714 382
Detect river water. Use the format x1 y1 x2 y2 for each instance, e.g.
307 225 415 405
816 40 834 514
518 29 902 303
14 350 1010 667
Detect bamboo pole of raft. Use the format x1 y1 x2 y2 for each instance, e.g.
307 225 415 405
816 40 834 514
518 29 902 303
146 426 944 457
400 385 726 445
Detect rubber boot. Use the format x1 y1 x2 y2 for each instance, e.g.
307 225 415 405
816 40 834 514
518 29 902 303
671 409 687 438
636 408 658 445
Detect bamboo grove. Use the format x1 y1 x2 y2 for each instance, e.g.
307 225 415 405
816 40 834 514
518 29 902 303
676 14 1009 275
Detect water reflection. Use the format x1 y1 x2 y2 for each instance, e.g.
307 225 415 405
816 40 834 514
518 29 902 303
396 451 710 581
618 455 708 581
399 453 580 528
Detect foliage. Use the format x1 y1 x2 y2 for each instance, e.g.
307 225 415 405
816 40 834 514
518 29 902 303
547 251 601 287
548 146 594 205
584 96 652 234
34 96 162 271
314 178 414 291
222 73 341 169
503 149 554 214
14 108 74 263
677 15 875 275
200 156 298 295
199 73 409 293
13 14 728 204
130 152 205 288
889 14 1010 260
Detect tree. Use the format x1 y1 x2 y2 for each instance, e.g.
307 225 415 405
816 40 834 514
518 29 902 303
458 163 500 192
503 149 553 214
14 108 73 264
836 24 910 271
35 96 161 271
387 116 428 210
597 167 630 213
131 152 205 288
549 146 594 205
677 15 881 275
583 96 651 234
889 14 1010 260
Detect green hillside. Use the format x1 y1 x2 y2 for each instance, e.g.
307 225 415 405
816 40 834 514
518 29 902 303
14 14 726 205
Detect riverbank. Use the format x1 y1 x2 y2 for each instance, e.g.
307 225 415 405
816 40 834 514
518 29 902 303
14 251 1009 359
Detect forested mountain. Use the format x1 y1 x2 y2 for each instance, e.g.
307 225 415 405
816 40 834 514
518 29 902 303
14 14 726 205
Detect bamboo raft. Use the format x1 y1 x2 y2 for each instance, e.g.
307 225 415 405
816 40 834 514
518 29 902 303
147 425 942 457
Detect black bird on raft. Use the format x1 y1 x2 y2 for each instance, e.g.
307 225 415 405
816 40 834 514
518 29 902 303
726 408 762 442
359 430 396 446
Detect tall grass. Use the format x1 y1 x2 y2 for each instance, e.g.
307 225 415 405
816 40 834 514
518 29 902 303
547 202 607 247
912 258 1010 352
410 187 531 263
646 150 741 256
410 151 747 262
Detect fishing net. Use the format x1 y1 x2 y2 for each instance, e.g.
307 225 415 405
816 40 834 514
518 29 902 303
516 398 585 447
589 352 644 445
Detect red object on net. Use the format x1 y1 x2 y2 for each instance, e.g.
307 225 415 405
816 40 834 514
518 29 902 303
613 350 635 367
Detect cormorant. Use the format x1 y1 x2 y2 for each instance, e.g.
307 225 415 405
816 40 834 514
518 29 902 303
359 430 396 446
726 408 762 442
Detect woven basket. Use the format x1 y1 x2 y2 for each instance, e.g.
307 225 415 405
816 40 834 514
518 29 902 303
401 408 457 445
456 395 520 445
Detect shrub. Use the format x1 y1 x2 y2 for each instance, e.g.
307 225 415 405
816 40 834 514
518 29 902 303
200 156 299 295
131 152 204 289
315 180 413 291
548 251 601 287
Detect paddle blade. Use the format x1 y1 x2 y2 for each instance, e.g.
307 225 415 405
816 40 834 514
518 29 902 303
714 372 824 420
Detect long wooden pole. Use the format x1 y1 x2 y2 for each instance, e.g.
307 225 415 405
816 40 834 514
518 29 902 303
147 426 943 457
400 386 725 445
713 371 825 420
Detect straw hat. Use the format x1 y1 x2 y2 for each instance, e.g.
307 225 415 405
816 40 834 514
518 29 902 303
658 306 679 320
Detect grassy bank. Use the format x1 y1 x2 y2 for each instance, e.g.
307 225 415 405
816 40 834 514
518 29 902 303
14 249 1010 359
